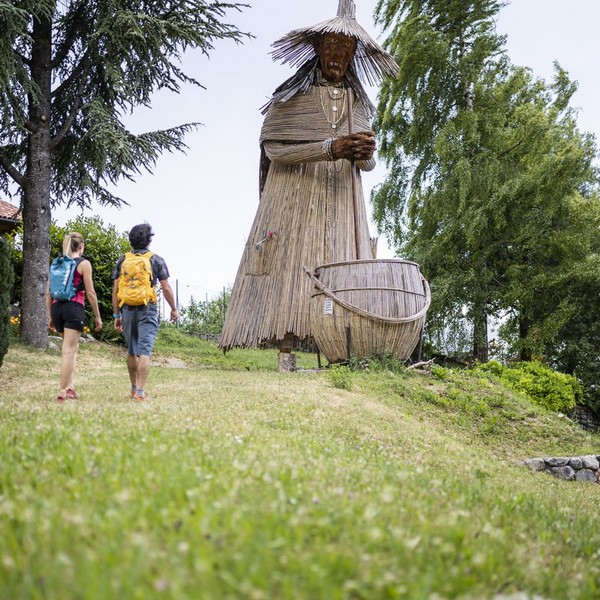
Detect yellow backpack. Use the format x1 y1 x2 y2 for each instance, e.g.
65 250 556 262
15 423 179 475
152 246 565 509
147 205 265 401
117 251 156 307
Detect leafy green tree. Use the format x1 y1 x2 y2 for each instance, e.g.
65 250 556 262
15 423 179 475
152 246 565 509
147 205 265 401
373 0 599 364
373 0 507 211
0 235 14 366
412 66 597 362
499 198 600 389
0 1 249 348
179 287 230 337
373 0 508 361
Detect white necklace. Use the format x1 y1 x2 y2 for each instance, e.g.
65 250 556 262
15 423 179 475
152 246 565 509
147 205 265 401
318 85 346 131
326 83 344 100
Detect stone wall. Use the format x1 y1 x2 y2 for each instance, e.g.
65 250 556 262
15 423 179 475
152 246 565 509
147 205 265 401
568 406 600 432
524 455 600 483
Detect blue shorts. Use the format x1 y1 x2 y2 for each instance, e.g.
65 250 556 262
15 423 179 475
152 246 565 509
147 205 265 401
121 305 159 357
51 300 85 333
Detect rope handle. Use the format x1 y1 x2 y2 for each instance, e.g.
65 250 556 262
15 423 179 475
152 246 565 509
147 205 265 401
304 266 431 324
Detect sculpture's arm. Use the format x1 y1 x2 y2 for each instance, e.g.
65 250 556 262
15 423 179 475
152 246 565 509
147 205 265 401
264 133 376 172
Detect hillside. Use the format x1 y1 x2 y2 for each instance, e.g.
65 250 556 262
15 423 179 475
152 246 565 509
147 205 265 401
1 332 599 599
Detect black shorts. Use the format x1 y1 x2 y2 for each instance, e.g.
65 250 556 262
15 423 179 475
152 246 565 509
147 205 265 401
51 301 86 333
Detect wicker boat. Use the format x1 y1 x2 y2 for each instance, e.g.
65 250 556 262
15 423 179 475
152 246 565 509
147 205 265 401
305 259 430 363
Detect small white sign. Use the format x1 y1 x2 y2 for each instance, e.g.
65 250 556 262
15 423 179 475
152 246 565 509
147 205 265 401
324 298 334 315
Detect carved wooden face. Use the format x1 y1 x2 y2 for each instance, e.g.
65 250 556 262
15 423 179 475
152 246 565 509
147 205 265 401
318 32 357 83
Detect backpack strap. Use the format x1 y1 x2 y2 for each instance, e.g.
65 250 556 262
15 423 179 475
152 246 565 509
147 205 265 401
74 256 85 291
120 252 132 274
143 252 155 282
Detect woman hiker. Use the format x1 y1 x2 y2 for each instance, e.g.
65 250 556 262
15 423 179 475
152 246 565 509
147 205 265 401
47 232 103 401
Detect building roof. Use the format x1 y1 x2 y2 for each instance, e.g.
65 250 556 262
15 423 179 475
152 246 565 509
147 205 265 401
0 199 20 220
0 199 22 235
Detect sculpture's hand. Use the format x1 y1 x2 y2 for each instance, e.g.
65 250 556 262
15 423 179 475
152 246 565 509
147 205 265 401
331 131 376 161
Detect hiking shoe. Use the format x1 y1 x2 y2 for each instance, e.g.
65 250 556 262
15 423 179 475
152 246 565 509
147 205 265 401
66 388 79 400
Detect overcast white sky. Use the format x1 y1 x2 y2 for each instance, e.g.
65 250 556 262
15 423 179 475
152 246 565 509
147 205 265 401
51 0 600 310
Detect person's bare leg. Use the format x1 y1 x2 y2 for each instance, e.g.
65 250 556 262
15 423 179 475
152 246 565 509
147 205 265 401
135 355 151 395
127 354 139 388
59 329 80 391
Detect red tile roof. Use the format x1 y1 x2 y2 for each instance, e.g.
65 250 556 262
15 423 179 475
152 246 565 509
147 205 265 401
0 199 21 221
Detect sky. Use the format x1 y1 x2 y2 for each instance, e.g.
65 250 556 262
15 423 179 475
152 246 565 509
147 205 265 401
50 0 600 312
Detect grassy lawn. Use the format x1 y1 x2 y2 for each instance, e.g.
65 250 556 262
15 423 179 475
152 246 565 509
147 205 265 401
1 329 599 599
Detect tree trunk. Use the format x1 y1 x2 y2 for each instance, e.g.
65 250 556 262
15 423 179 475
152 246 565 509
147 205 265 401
519 317 532 362
473 305 488 363
20 14 52 348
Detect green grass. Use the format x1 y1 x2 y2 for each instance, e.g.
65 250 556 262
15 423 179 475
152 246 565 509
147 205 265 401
1 330 600 599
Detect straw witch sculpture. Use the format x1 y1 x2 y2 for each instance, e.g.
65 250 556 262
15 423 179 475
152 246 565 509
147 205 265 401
219 0 399 366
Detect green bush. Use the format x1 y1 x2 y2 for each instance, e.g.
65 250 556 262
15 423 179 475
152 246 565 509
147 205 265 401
179 288 230 337
327 364 353 391
0 236 14 367
431 364 451 380
93 320 124 345
349 353 407 374
474 360 583 413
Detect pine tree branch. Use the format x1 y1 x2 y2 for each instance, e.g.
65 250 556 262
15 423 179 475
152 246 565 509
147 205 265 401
24 120 39 134
51 52 92 99
50 95 82 149
51 3 89 70
51 68 91 149
0 151 24 187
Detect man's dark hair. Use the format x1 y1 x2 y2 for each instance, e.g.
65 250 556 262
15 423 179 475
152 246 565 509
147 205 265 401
129 223 154 249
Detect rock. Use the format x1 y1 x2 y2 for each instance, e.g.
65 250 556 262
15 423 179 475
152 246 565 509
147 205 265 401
549 466 575 481
526 455 599 484
524 458 546 472
575 469 597 483
582 455 599 470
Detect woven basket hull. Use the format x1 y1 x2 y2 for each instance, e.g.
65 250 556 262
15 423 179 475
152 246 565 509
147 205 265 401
307 259 430 363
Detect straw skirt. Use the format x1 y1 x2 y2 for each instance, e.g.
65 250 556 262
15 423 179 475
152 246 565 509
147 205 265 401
219 155 372 350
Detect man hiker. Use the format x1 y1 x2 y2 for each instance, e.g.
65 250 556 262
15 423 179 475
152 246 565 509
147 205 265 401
112 223 178 400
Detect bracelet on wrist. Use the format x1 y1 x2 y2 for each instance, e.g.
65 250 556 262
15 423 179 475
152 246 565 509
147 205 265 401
113 313 121 319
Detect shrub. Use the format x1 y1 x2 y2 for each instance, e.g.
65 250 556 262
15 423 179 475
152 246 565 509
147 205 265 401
474 360 583 413
327 364 353 391
94 320 124 345
9 315 20 338
0 236 14 366
431 364 450 380
349 353 407 374
179 288 230 337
